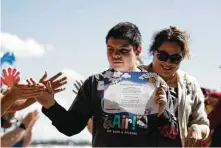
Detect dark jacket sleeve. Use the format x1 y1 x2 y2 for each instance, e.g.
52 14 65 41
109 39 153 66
42 77 93 137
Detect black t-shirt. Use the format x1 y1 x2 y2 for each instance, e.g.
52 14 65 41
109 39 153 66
42 69 177 147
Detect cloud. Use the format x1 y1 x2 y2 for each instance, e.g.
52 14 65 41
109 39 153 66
0 32 54 57
122 73 131 79
62 68 85 81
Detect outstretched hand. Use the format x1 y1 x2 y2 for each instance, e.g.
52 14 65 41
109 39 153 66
7 72 67 112
1 68 20 87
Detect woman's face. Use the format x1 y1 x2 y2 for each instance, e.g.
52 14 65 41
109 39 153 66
152 41 183 79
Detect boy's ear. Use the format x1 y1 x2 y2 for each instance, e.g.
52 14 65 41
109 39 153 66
136 46 142 56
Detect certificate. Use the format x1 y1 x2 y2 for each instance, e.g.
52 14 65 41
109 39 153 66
103 71 164 115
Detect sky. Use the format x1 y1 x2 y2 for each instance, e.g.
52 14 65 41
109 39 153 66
1 0 221 141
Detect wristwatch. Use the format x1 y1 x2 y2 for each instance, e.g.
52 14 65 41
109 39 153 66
18 123 26 130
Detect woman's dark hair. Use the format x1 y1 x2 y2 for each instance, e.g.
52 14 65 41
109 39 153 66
149 26 190 58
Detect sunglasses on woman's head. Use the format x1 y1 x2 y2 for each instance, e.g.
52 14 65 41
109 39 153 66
155 49 183 64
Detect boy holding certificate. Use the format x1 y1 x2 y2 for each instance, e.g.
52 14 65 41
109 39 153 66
35 22 177 147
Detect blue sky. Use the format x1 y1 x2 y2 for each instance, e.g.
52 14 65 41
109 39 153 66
2 0 221 90
1 0 221 141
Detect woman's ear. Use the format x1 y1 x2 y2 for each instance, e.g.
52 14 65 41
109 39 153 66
152 49 155 56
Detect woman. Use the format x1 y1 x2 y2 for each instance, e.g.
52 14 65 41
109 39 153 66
139 26 210 147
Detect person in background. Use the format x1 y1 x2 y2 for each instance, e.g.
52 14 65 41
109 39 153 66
207 92 221 147
1 110 39 147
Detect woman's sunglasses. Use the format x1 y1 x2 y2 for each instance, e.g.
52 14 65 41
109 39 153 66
155 49 183 64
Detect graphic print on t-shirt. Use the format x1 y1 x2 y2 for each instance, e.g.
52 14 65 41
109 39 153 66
100 70 162 136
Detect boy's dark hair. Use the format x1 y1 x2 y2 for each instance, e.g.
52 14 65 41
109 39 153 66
106 22 142 49
149 26 190 58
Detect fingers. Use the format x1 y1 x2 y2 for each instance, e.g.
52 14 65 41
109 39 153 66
2 69 7 77
76 80 83 89
23 112 33 122
46 81 54 94
73 80 83 92
23 110 38 128
22 89 43 95
159 83 167 88
155 95 167 105
48 72 63 82
1 77 7 85
39 71 47 83
26 78 37 85
38 72 67 92
72 89 78 94
53 77 67 85
26 79 31 85
16 85 44 99
29 114 39 129
54 88 65 93
52 77 67 88
30 78 36 85
156 86 166 95
57 77 67 83
72 81 81 94
15 77 20 84
8 68 12 75
12 68 17 76
17 84 44 90
185 134 200 147
156 89 165 96
157 98 166 104
26 114 39 132
32 110 39 121
21 91 43 99
14 70 20 78
155 85 167 102
74 83 80 91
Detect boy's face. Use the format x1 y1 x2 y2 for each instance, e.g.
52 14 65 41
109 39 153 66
107 37 139 72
